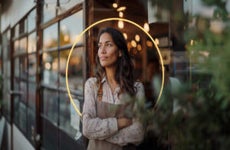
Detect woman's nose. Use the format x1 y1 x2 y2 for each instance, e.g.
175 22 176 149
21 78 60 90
99 45 106 53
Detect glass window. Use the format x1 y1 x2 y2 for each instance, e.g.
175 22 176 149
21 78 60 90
43 24 58 50
60 10 83 47
14 24 19 38
41 7 84 150
61 47 84 92
28 82 36 110
28 32 36 53
58 0 83 14
28 82 36 142
19 102 27 133
20 81 27 104
2 30 11 121
9 8 38 145
42 51 59 86
28 9 36 32
2 77 11 120
59 91 82 140
14 96 20 125
14 57 20 78
28 107 35 142
43 2 56 23
43 89 58 124
19 37 27 54
28 54 37 82
14 40 20 55
19 19 27 35
20 56 28 80
42 118 59 150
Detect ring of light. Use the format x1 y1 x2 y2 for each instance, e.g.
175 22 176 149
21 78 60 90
66 18 165 117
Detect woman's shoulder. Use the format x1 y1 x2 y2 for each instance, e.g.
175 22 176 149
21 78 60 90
134 81 144 90
85 77 97 85
134 81 144 87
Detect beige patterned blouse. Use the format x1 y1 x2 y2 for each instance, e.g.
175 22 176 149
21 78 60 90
82 77 145 150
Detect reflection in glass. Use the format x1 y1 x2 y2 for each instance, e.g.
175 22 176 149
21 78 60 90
28 32 36 53
19 19 27 35
42 51 59 86
14 96 20 125
13 78 20 92
58 0 83 15
42 119 58 150
28 108 35 142
20 81 27 104
28 9 36 32
2 31 11 121
59 92 82 139
20 56 28 80
43 89 58 124
60 47 84 92
19 102 27 133
43 24 58 50
14 57 20 77
60 10 83 46
14 24 19 38
20 37 27 54
43 2 56 23
14 40 20 55
28 54 37 81
28 82 36 110
2 89 11 120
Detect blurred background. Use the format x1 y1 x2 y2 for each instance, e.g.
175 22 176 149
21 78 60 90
0 0 229 150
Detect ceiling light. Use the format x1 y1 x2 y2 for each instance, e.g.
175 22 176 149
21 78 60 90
123 33 128 40
131 40 137 47
119 12 123 17
118 20 124 29
117 6 126 12
144 22 150 32
112 3 118 8
135 34 140 42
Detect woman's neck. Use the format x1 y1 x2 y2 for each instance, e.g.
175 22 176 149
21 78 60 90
105 67 118 91
105 67 116 82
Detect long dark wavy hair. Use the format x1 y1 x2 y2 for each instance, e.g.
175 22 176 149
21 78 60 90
95 27 136 99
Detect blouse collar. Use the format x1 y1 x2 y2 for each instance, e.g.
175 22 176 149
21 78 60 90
101 76 121 93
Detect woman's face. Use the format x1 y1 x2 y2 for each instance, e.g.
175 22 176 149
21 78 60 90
98 32 121 68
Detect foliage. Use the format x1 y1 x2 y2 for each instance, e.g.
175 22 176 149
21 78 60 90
137 0 230 149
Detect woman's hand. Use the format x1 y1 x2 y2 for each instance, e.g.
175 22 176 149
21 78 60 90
117 118 132 130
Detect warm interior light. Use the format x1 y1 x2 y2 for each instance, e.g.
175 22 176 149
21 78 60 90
127 42 131 51
155 38 159 45
135 34 140 42
137 44 142 51
146 40 153 47
117 6 126 12
144 22 150 32
131 40 137 47
112 3 118 8
64 35 70 42
45 62 51 70
123 33 128 40
119 12 123 18
118 20 124 29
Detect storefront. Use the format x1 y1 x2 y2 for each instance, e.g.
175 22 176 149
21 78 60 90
0 0 189 149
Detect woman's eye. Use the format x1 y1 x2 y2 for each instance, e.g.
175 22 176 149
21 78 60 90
106 43 112 47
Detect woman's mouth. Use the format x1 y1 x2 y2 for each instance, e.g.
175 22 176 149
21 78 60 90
100 56 107 61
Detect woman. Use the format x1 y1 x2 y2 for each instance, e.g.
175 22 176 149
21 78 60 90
82 27 145 150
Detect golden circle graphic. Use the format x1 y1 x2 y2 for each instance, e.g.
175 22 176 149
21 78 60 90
66 18 165 117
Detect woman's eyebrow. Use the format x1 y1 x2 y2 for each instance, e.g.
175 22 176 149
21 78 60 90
98 41 113 44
